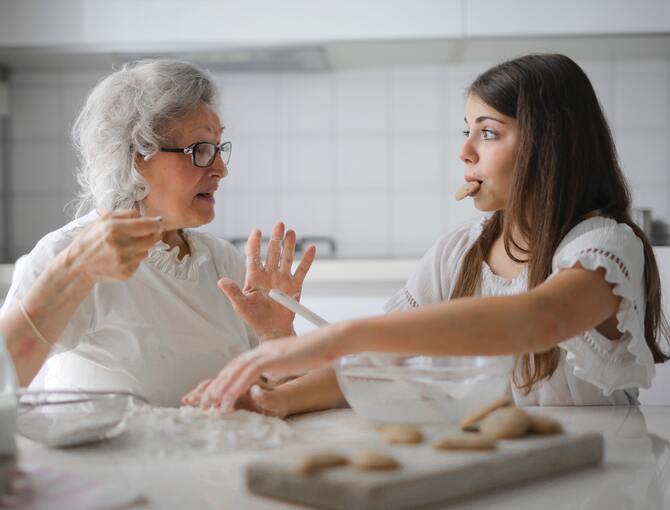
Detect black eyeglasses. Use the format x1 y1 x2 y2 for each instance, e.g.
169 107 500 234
160 141 232 168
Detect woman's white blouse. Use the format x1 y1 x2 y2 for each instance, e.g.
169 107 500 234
0 211 259 407
384 216 655 406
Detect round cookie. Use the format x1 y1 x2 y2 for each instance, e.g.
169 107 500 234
377 425 423 445
479 407 533 439
349 450 400 471
295 452 348 475
459 397 512 431
454 180 481 200
433 433 497 451
529 414 563 436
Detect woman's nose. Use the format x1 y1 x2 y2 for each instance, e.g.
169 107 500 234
459 138 477 165
209 156 228 178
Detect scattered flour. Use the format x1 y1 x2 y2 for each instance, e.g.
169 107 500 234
116 404 293 457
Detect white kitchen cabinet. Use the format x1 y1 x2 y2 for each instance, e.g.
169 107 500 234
466 0 670 38
3 0 667 53
0 0 462 50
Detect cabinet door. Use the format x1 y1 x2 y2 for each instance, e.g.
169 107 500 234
466 0 670 37
0 0 463 49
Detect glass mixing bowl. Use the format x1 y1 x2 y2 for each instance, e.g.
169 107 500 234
334 354 515 425
16 390 146 448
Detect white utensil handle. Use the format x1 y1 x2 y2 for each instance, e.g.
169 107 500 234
268 289 330 327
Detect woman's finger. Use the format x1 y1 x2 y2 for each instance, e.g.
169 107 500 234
293 244 316 284
265 222 285 270
100 209 137 220
181 378 213 406
217 278 247 314
110 217 163 238
108 209 139 219
279 230 297 274
120 231 162 252
245 229 263 274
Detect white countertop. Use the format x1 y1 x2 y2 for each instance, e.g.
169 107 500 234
300 258 418 283
12 406 670 509
2 246 670 286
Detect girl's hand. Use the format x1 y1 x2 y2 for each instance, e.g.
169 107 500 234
182 377 288 418
218 222 316 340
65 210 162 285
182 325 345 410
235 383 289 418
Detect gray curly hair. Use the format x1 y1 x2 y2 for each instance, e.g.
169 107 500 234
72 59 218 216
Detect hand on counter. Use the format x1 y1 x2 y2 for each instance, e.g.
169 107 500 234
183 375 288 417
184 323 347 410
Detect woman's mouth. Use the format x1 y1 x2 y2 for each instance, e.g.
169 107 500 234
195 192 215 203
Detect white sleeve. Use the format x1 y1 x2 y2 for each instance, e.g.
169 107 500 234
383 220 482 313
551 218 654 394
0 233 94 353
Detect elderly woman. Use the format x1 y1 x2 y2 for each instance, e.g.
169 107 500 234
0 59 315 407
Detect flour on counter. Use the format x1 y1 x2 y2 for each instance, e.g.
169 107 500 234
116 404 293 457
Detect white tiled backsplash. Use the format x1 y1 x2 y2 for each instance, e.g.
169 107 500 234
4 58 670 259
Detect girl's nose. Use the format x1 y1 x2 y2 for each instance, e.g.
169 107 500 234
459 138 478 165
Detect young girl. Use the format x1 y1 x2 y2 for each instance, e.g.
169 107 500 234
184 54 670 412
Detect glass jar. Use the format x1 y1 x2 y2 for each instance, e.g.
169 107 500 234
0 334 18 459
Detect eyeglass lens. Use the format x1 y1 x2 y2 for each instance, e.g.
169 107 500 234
193 142 231 167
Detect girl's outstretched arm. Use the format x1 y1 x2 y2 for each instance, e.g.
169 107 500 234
187 266 620 410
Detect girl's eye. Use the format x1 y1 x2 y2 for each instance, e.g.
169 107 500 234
462 129 470 137
482 128 497 140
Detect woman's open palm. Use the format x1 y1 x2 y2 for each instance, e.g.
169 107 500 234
218 222 315 339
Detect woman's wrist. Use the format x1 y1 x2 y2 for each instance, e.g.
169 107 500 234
57 243 96 292
258 326 296 341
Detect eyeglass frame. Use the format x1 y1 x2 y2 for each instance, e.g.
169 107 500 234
159 141 232 168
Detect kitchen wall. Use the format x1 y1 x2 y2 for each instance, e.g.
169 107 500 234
5 57 670 260
0 119 5 260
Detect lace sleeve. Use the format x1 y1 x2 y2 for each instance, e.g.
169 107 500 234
551 218 654 394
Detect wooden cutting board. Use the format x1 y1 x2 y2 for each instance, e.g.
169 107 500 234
246 432 603 510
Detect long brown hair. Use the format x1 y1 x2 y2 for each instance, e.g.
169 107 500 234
450 54 670 393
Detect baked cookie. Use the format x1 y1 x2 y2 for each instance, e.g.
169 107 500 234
377 425 423 445
349 450 400 471
479 407 533 439
295 452 348 475
454 181 481 200
433 433 497 451
459 398 512 432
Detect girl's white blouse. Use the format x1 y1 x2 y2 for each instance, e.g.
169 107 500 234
1 211 259 406
384 216 656 405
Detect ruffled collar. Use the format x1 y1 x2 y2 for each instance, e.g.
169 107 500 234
146 230 210 281
470 215 528 290
481 261 528 287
